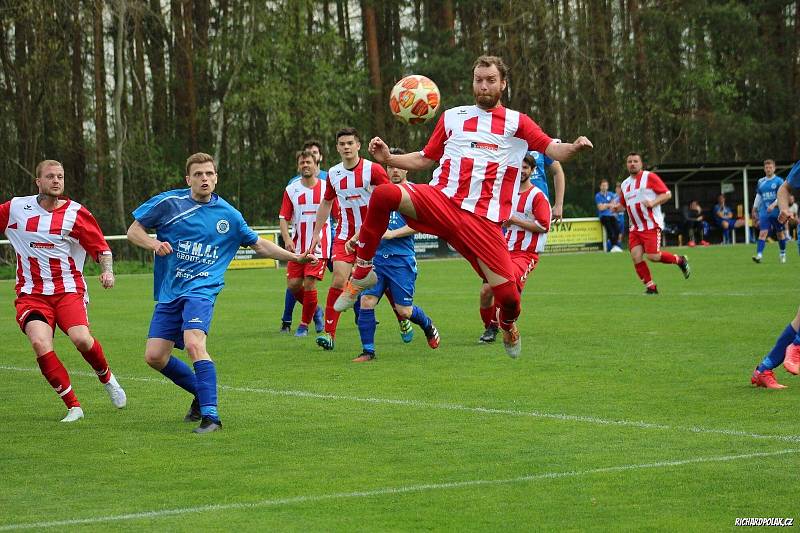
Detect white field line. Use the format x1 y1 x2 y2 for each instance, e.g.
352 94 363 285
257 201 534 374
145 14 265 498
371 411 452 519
2 365 799 444
0 448 795 531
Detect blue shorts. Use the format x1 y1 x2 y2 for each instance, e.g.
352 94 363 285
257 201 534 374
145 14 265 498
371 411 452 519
148 297 215 349
362 255 417 307
758 216 784 233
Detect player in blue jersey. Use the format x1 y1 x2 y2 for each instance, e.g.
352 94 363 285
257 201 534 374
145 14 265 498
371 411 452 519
280 139 328 334
527 150 565 222
751 159 800 388
596 179 622 252
353 148 440 362
751 159 787 263
127 152 314 433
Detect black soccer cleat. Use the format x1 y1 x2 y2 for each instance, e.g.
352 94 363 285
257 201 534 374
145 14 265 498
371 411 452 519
645 286 659 295
352 351 375 363
279 321 292 334
752 255 762 264
479 325 499 344
678 255 691 279
192 416 222 434
184 398 201 423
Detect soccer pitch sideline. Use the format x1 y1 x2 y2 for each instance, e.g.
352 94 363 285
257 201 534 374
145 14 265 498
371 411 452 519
1 245 798 531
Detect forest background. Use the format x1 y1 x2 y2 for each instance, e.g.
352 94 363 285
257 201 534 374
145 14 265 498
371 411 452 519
1 0 799 234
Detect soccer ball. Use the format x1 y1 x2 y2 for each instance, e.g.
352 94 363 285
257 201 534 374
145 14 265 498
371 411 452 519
389 75 441 125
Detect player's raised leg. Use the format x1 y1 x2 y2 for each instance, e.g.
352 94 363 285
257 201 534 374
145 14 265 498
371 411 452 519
751 309 799 388
781 306 800 376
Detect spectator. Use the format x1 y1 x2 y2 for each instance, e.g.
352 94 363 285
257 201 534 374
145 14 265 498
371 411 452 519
614 182 626 250
595 179 622 252
712 194 745 244
682 200 709 247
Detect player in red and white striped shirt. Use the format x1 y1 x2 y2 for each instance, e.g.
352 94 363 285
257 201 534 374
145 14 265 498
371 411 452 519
618 152 690 294
0 160 126 422
337 56 592 358
307 128 389 350
279 150 331 336
477 153 551 343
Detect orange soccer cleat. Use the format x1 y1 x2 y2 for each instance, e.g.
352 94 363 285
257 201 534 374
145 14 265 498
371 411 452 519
751 368 787 389
784 344 800 375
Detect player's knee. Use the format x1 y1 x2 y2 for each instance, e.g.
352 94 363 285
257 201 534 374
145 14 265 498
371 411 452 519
394 305 412 319
184 340 208 360
371 183 402 210
144 350 168 369
70 333 94 352
29 337 52 356
646 253 660 262
492 282 520 313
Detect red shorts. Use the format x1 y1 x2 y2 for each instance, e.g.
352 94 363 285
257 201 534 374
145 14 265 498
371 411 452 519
286 259 327 280
628 228 662 254
331 238 356 264
510 251 538 290
14 292 89 333
401 183 515 282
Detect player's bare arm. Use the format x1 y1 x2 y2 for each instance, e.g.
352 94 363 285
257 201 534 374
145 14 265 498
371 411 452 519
345 231 359 254
98 251 115 289
544 136 593 162
383 225 416 240
251 237 316 264
550 161 565 222
308 197 334 254
126 220 173 256
503 216 547 233
644 190 672 209
279 218 295 253
778 181 796 223
368 137 436 171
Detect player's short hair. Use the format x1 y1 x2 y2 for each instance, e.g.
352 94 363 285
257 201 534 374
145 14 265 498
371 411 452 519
625 151 642 161
599 178 609 185
336 127 360 142
35 159 63 178
764 158 775 165
296 149 318 163
389 147 406 156
473 55 508 81
185 152 216 176
302 139 324 154
522 153 536 168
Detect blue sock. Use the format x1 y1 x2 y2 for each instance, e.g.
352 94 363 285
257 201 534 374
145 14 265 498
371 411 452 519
353 297 361 325
410 305 432 330
756 239 766 255
282 288 296 323
160 356 197 395
779 239 787 253
723 228 731 244
193 360 219 421
757 324 797 371
358 308 376 353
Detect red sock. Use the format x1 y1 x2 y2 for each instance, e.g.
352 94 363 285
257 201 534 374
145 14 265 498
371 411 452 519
353 184 402 279
80 338 111 384
325 287 343 336
37 351 80 408
480 306 497 328
301 289 318 326
658 252 680 264
491 281 521 331
634 261 653 285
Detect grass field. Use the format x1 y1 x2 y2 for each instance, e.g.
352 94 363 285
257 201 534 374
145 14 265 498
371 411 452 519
1 244 799 531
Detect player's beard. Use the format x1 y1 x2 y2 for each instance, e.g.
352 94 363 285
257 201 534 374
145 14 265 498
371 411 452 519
474 88 502 109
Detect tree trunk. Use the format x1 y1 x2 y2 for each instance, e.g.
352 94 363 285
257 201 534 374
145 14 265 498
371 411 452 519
113 0 127 232
93 0 110 191
144 0 167 141
68 3 87 200
362 1 384 137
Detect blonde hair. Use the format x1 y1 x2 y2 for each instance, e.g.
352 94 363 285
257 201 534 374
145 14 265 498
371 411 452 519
35 159 63 178
185 152 216 176
473 55 508 80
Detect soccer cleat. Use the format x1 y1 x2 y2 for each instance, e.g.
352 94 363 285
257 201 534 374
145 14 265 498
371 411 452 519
399 319 414 343
334 270 378 312
784 343 800 375
610 245 623 253
60 406 84 423
295 325 309 337
352 351 375 363
279 321 292 334
687 240 696 248
479 325 499 344
502 323 522 358
103 373 127 409
192 417 222 434
752 255 762 264
645 285 659 295
751 368 786 389
313 306 324 333
678 256 691 279
780 254 787 264
184 398 201 422
424 322 440 349
316 332 335 351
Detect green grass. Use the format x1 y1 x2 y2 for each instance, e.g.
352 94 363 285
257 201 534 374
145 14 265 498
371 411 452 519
1 244 798 531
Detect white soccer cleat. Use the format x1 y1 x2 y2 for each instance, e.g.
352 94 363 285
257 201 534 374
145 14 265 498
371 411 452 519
334 269 378 312
502 323 522 359
780 254 787 264
60 406 84 422
103 373 127 409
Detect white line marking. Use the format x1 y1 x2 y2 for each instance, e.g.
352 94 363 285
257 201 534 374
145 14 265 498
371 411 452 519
0 448 795 531
2 365 799 443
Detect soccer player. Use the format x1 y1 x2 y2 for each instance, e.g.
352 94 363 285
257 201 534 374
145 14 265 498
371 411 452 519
479 153 551 343
596 178 622 252
280 139 327 334
528 149 565 222
751 159 787 264
752 159 800 388
336 55 592 358
0 160 126 422
279 150 331 337
127 152 314 433
354 148 439 362
307 127 389 351
618 152 690 294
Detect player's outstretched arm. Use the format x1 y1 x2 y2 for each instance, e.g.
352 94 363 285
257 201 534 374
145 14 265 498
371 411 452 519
545 136 593 162
383 225 416 239
98 252 115 289
644 190 672 209
368 137 435 171
251 237 316 264
126 220 173 256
